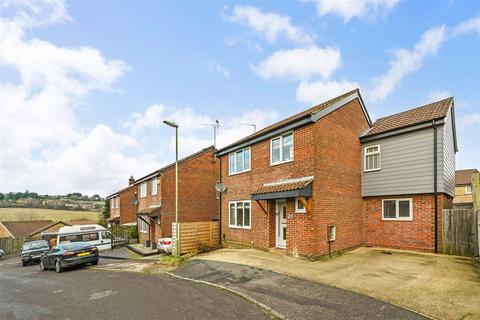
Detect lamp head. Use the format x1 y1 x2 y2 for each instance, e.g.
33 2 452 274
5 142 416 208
163 120 178 128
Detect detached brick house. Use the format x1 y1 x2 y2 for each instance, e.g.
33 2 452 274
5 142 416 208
106 176 137 226
216 89 457 258
135 146 219 246
453 169 479 209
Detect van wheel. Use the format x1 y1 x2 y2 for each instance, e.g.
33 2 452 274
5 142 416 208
40 261 45 271
55 259 63 273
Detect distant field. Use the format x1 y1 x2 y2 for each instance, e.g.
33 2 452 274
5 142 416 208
0 208 101 222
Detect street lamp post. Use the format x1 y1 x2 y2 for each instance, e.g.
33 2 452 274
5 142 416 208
163 120 179 257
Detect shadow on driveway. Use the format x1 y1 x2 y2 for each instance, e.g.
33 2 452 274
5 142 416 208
175 260 426 320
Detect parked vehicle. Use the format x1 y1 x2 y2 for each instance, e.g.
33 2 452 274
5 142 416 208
21 240 50 266
0 249 4 258
40 242 99 273
157 238 173 254
57 224 112 251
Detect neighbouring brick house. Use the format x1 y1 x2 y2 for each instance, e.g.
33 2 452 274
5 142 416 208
135 146 219 247
216 89 458 258
360 97 457 253
106 176 137 226
216 89 372 259
453 169 479 209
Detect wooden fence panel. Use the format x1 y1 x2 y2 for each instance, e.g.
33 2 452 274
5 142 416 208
442 209 478 257
173 221 219 254
0 237 25 255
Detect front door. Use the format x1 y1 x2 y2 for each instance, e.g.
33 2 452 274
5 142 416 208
275 200 287 248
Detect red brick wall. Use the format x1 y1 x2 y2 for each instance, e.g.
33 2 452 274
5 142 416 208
119 186 137 224
365 193 449 252
220 98 369 258
137 177 161 212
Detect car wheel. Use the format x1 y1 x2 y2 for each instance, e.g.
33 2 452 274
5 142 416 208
40 260 45 271
91 259 99 266
55 259 63 273
21 261 27 267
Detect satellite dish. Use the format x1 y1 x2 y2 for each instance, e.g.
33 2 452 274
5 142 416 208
215 182 227 192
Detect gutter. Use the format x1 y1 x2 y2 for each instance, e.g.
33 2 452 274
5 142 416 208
433 120 438 254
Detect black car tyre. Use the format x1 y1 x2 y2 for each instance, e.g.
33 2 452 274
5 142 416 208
92 259 99 265
21 261 26 267
40 260 45 271
55 259 63 273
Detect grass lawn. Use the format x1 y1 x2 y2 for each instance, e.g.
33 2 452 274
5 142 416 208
0 207 101 222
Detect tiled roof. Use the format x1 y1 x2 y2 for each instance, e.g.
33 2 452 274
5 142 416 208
218 89 361 153
137 206 161 216
68 219 99 225
27 221 71 237
0 220 53 238
363 97 453 137
106 216 120 223
252 178 314 195
456 169 478 185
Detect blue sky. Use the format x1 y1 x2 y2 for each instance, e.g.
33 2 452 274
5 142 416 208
0 0 479 196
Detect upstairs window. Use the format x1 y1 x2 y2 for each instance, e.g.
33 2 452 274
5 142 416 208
271 132 293 165
364 145 381 172
152 178 158 196
229 147 251 175
465 185 472 195
139 182 147 198
382 199 413 221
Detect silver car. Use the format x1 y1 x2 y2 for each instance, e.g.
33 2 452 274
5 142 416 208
157 238 173 254
0 249 4 258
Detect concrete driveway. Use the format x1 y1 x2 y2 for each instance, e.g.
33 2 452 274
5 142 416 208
175 259 425 320
191 247 480 320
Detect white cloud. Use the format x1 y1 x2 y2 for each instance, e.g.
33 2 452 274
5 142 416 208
207 59 230 78
458 112 480 129
307 0 399 22
296 80 359 105
227 5 313 44
252 46 341 81
369 26 446 102
453 17 480 36
427 90 451 102
0 0 160 196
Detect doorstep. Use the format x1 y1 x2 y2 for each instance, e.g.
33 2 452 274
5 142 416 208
268 247 286 254
126 243 160 257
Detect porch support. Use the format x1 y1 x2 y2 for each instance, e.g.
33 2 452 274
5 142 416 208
255 200 268 216
298 196 312 216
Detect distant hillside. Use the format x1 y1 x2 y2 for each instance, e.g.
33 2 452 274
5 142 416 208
0 208 101 223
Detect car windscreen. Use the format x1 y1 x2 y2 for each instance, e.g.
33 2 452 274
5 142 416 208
59 232 99 243
23 241 49 250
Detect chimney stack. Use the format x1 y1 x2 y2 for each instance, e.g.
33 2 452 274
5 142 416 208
128 176 135 185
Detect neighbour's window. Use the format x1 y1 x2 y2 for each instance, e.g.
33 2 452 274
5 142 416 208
295 197 306 213
364 145 381 171
382 199 413 220
139 216 148 233
229 147 251 175
229 201 251 228
465 185 472 195
271 132 293 165
139 182 147 198
152 178 158 196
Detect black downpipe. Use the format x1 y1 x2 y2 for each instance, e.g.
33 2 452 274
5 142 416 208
433 120 438 253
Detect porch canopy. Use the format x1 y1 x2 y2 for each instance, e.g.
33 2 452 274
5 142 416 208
137 206 161 217
251 176 314 200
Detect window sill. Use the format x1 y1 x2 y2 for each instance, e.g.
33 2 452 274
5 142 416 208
364 168 381 173
295 210 306 214
228 225 251 230
270 159 294 167
139 230 147 233
228 169 251 177
382 218 413 221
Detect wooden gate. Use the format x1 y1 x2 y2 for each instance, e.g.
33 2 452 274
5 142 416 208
172 221 219 254
442 209 478 257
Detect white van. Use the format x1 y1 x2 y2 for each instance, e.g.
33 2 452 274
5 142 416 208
57 224 112 251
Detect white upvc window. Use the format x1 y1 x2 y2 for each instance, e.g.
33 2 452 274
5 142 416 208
295 197 306 213
139 182 147 198
152 178 158 196
229 147 251 175
271 132 293 165
382 199 413 221
139 215 148 233
364 145 381 172
465 185 472 195
229 200 251 229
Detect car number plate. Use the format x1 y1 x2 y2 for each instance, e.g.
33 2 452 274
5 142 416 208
77 252 90 257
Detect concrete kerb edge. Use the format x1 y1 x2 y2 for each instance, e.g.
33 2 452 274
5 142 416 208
192 258 435 320
166 272 286 320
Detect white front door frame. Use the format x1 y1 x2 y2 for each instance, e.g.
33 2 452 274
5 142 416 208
275 199 287 248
